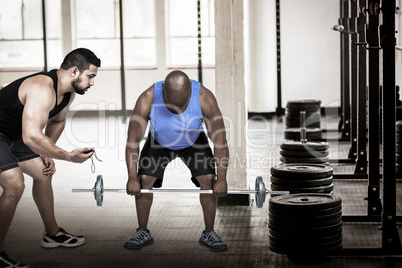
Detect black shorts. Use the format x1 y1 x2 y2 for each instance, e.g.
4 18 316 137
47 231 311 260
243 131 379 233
0 131 39 173
138 132 216 188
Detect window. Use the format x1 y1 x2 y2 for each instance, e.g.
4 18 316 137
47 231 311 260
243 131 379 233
0 0 211 70
0 0 62 69
166 0 215 68
0 0 44 68
74 0 156 68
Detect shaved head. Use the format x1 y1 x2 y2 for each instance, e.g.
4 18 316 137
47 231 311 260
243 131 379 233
164 70 191 92
163 70 192 113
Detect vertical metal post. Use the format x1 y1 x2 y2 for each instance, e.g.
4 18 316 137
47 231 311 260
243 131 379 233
119 0 127 121
354 0 368 174
367 0 382 216
275 0 283 117
348 0 358 160
340 0 351 139
42 0 48 71
381 0 401 250
197 0 203 84
338 0 345 131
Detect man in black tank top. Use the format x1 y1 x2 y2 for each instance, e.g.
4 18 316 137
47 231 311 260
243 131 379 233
0 48 101 267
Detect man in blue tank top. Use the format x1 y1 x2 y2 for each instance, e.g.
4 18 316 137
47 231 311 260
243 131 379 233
0 48 101 267
125 70 229 251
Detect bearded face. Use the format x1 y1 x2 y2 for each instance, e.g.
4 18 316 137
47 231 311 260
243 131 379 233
71 76 88 95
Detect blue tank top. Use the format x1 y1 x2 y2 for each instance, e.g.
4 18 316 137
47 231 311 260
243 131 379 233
149 79 204 150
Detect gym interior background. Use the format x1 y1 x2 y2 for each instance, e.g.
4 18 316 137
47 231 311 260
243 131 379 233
1 0 402 267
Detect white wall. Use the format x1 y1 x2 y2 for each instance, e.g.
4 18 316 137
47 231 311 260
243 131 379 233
247 0 277 113
247 0 340 112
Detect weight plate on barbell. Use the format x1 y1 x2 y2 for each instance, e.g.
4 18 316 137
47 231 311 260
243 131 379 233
255 176 266 208
270 176 333 188
271 164 333 179
95 175 104 207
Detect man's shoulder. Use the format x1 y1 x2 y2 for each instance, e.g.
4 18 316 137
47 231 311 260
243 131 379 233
199 84 214 100
137 84 155 105
20 74 55 98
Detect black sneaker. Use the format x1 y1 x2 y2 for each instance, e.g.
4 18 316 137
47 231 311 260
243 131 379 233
40 227 86 248
0 251 29 268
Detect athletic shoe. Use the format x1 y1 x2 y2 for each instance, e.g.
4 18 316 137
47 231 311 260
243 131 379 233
0 251 30 268
199 229 228 252
123 228 154 249
40 227 86 248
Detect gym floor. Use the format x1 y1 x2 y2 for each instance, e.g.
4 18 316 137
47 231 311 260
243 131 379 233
2 114 402 268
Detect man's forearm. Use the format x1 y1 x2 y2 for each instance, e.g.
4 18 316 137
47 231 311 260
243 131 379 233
214 146 229 180
45 120 66 143
126 145 140 180
24 132 71 161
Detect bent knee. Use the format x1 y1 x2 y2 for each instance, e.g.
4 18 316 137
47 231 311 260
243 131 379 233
3 180 25 200
196 174 215 188
32 173 53 184
139 175 157 188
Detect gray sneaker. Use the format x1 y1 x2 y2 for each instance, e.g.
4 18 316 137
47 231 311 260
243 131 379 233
199 229 228 252
124 228 154 250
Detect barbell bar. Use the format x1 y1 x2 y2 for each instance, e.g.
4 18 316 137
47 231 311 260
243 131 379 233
72 175 290 208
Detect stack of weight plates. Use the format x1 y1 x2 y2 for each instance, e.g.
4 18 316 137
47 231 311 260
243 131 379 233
397 121 402 178
284 100 322 141
270 163 333 194
279 141 330 164
269 193 342 260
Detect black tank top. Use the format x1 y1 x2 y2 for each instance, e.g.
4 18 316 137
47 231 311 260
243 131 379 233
0 69 71 141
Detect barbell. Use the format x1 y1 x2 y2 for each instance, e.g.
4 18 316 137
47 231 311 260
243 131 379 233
72 175 290 208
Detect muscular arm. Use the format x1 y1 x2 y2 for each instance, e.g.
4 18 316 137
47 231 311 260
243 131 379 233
21 76 86 162
125 86 154 195
200 85 229 193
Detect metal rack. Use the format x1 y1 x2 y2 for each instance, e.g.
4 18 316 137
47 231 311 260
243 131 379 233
333 0 402 257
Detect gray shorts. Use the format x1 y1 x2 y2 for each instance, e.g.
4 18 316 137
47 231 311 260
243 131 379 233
0 131 39 172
